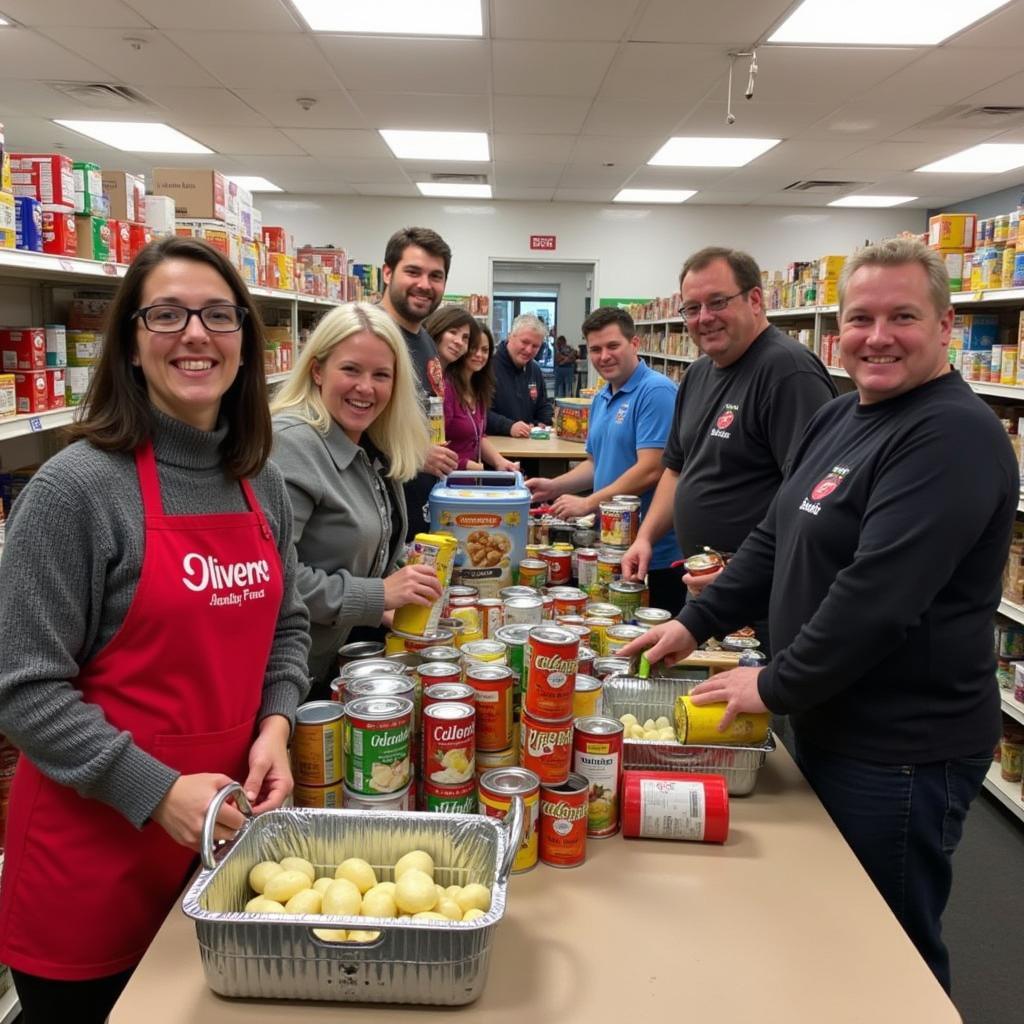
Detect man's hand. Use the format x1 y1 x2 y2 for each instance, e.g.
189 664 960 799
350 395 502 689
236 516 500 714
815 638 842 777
616 619 697 668
509 420 532 439
689 668 768 731
526 476 561 503
551 494 591 520
423 444 459 477
620 537 653 582
682 566 722 598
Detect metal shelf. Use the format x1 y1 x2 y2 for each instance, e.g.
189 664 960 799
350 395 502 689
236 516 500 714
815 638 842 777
952 287 1024 306
639 351 697 364
0 982 18 1024
0 405 78 441
1002 691 1024 727
982 761 1024 822
998 598 1024 626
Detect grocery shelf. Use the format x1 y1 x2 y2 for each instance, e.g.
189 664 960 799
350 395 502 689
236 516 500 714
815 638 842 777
0 247 124 283
826 366 850 379
640 351 696 364
1002 691 1024 727
266 372 290 385
0 405 78 441
952 287 1024 306
982 761 1024 822
0 984 18 1024
998 598 1024 626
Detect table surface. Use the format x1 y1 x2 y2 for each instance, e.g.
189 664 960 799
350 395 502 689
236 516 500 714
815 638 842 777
489 435 587 459
111 745 959 1024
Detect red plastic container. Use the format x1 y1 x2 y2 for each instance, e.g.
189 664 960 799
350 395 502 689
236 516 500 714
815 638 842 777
621 770 729 843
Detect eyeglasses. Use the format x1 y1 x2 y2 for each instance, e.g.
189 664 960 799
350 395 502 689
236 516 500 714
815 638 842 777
132 304 248 333
678 289 750 323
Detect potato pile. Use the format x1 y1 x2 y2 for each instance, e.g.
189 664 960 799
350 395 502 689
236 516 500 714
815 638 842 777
619 713 675 741
465 529 511 568
244 850 492 940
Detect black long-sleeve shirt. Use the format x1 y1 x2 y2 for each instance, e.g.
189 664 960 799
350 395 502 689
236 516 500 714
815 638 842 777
486 343 553 435
680 371 1017 763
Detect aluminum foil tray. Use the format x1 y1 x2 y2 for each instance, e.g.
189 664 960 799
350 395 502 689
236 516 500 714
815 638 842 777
182 787 522 1006
603 675 774 795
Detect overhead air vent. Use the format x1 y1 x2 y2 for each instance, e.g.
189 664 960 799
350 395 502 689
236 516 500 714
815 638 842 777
784 180 866 192
913 104 1024 129
429 172 489 185
47 82 152 110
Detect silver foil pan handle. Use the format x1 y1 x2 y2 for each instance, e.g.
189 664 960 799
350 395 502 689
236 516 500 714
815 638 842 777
200 781 254 871
496 795 525 885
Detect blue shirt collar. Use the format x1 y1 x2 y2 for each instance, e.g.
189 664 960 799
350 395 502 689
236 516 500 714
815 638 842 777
599 358 649 402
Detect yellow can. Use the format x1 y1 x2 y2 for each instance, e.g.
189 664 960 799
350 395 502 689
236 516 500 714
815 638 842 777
291 701 344 785
583 616 615 656
573 674 603 718
292 780 345 808
428 395 445 444
479 767 540 873
392 533 458 636
673 695 770 746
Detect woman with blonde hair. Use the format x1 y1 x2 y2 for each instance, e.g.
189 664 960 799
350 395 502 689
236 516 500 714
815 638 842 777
272 302 442 696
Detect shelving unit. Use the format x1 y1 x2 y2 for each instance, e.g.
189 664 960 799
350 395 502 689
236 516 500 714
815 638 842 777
0 984 17 1024
983 761 1024 823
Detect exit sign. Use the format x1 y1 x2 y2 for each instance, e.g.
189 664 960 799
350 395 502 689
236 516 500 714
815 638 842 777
530 234 556 251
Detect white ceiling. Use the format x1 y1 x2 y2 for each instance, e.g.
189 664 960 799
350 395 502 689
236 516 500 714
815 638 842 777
1 0 1024 208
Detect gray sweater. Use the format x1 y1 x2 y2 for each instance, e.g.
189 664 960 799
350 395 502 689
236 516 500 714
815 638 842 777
272 414 407 684
0 411 311 828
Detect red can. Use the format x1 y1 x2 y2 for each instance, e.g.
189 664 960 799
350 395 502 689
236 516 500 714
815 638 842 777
578 645 596 677
520 712 573 785
423 702 476 788
422 681 476 711
573 716 624 837
539 772 589 868
621 771 730 843
541 548 572 586
444 585 479 616
549 587 588 617
524 626 579 721
417 662 463 690
466 663 515 751
477 598 504 638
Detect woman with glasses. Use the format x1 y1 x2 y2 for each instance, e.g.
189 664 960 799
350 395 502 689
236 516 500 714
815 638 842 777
271 303 442 698
0 236 311 1023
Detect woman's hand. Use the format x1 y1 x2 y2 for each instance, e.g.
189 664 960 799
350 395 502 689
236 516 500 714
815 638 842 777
494 458 520 474
423 444 459 477
151 772 245 850
383 563 443 610
244 715 293 813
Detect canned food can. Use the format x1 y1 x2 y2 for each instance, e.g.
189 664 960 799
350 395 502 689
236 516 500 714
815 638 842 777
520 712 574 785
343 695 413 795
392 533 458 636
621 770 730 843
607 580 647 623
548 586 588 617
291 701 345 786
417 661 463 688
575 547 599 596
341 658 407 682
525 626 579 721
683 551 724 576
573 716 624 837
500 585 539 601
518 559 548 589
605 624 646 657
504 594 543 625
444 585 479 615
611 493 642 508
578 645 596 677
477 598 504 638
586 601 623 624
494 624 530 717
674 695 770 745
337 640 386 670
475 745 518 775
591 656 631 680
343 781 415 812
466 663 515 751
634 607 672 630
424 779 477 813
422 682 476 711
561 624 592 648
419 644 463 665
573 674 604 719
479 766 541 873
427 395 445 444
438 617 472 647
596 548 624 599
423 702 476 787
448 597 481 637
539 772 589 868
524 543 547 559
385 651 422 673
461 638 507 667
584 617 616 656
386 627 455 654
344 675 416 703
292 780 345 808
599 501 639 548
541 548 572 586
540 593 555 619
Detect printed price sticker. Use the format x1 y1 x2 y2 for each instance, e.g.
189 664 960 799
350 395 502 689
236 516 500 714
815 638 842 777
29 416 43 432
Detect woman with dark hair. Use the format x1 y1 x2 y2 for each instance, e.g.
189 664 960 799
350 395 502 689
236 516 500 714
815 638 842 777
444 322 519 473
424 304 477 374
0 236 311 1023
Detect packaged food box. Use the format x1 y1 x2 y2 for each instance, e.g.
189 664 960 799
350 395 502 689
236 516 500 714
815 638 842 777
75 215 112 262
66 330 103 367
0 190 15 249
68 294 111 330
297 245 347 275
14 370 48 413
45 324 67 367
151 168 226 222
929 213 977 251
14 195 42 252
262 225 290 254
0 373 15 421
267 252 294 291
144 194 176 236
0 327 46 371
175 218 230 258
10 153 75 207
938 251 964 291
0 122 9 193
42 207 77 256
46 367 66 409
109 218 132 264
101 170 145 222
817 255 846 281
65 364 92 407
128 221 152 261
952 313 998 351
73 161 103 215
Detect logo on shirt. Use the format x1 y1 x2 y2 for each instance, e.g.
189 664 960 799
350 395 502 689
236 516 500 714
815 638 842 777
710 403 738 440
799 465 851 517
181 553 271 607
427 356 444 397
614 400 630 424
529 382 538 401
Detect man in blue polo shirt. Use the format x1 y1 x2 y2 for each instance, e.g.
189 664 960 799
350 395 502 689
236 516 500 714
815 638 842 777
526 307 683 613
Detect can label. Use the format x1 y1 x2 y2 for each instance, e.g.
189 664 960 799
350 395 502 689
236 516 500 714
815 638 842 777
467 664 515 751
550 587 588 617
573 719 623 837
525 626 579 720
576 548 599 596
635 778 706 839
539 773 589 868
479 768 540 873
504 595 543 625
475 745 518 774
674 695 770 745
605 624 645 656
343 696 413 795
608 581 646 624
573 675 603 719
428 395 445 444
599 502 638 547
541 548 572 586
292 702 344 786
495 624 529 717
392 533 458 636
596 551 623 598
292 780 344 808
424 779 477 813
583 617 614 657
520 713 574 785
477 598 504 638
518 559 548 588
423 702 475 786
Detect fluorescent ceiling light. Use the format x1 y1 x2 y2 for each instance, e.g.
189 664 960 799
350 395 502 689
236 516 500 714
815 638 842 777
0 17 9 26
381 129 489 161
227 175 282 193
53 120 212 153
292 0 482 35
916 143 1024 173
417 182 492 198
768 0 1011 45
648 137 780 168
828 195 917 207
614 188 697 204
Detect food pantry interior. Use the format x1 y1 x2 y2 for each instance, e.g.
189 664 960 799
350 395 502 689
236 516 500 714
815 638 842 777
2 1 1024 1022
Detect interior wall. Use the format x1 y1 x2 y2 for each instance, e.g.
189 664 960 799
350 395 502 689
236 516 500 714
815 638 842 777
492 264 591 342
927 178 1024 219
259 195 925 300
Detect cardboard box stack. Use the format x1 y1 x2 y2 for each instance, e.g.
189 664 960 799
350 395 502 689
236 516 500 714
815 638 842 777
0 123 13 251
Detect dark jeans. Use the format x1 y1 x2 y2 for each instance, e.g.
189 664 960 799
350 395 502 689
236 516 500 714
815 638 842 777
647 565 685 617
793 736 991 993
555 364 575 397
12 966 135 1024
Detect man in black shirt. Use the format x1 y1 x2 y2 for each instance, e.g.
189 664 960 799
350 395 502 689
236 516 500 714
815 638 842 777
379 227 459 537
622 247 836 646
487 313 554 438
621 239 1017 993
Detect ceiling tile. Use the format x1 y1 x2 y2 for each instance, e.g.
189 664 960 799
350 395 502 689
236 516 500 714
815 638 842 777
0 79 157 119
582 99 686 136
945 2 1024 47
124 0 299 31
798 102 953 143
266 181 358 197
349 92 490 132
836 141 977 173
631 0 793 44
599 43 726 103
557 164 634 188
280 129 394 159
351 182 420 197
686 191 761 205
0 27 111 80
177 125 304 156
570 133 664 165
492 41 617 98
318 158 410 185
316 37 490 95
140 86 269 126
964 70 1024 108
682 100 845 139
0 0 148 28
231 89 366 130
164 31 337 89
492 0 641 40
553 188 616 202
493 187 558 200
492 95 592 134
493 163 564 188
493 134 577 162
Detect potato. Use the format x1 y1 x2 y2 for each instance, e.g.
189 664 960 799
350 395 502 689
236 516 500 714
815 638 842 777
361 888 398 919
658 727 676 740
445 884 462 899
263 869 313 904
285 888 323 915
394 869 438 914
642 729 659 740
435 884 447 901
620 713 638 727
462 908 487 922
655 716 671 730
245 896 286 914
322 878 362 916
347 929 380 943
279 857 316 883
455 883 491 914
373 881 397 897
313 876 335 895
335 857 378 894
312 928 349 942
436 897 463 921
248 861 284 894
642 719 656 732
629 723 646 740
395 850 434 880
412 912 448 921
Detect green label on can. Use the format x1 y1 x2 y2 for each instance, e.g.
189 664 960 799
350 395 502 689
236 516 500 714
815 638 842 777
608 590 641 625
505 643 525 714
425 786 477 813
344 717 411 795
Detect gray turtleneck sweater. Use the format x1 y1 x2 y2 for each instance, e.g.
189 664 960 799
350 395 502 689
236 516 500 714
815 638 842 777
0 411 311 828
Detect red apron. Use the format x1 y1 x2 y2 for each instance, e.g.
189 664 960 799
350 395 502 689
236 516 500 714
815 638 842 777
0 441 284 979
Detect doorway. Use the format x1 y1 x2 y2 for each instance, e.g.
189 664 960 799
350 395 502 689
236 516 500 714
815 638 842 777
492 294 558 369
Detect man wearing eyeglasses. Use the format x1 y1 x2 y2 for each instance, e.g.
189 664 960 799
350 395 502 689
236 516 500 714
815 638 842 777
621 246 836 648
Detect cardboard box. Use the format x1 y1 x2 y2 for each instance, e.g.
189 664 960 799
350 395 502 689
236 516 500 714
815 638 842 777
42 207 77 256
75 215 112 262
929 213 977 251
10 153 75 207
0 373 15 421
14 370 48 413
952 313 999 351
267 252 295 291
262 225 290 254
109 218 132 264
817 255 846 281
102 170 145 222
144 194 176 236
128 221 152 261
151 168 226 221
66 330 103 367
938 251 965 291
175 218 230 258
0 121 9 193
45 324 67 367
0 327 46 371
15 195 42 251
68 295 111 331
73 161 103 214
65 365 92 407
45 367 66 409
298 245 347 275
